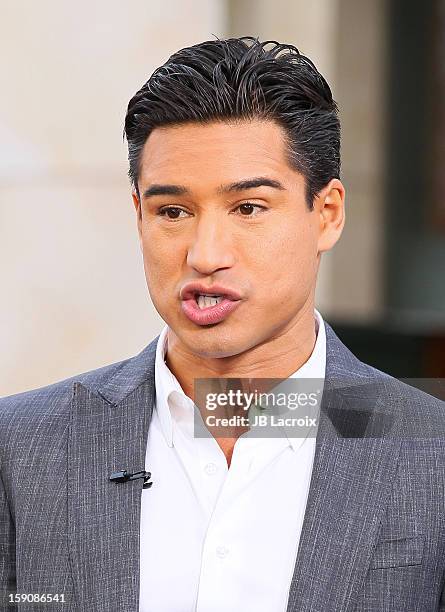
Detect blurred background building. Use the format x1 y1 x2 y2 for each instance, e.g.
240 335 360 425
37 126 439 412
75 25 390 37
1 0 444 396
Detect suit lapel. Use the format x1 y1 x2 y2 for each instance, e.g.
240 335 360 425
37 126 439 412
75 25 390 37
67 340 157 612
286 326 403 612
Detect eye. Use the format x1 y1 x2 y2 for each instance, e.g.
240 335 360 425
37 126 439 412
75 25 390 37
234 202 267 217
157 206 189 220
156 203 266 221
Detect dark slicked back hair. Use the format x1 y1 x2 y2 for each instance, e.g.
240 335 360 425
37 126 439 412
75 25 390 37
124 37 340 209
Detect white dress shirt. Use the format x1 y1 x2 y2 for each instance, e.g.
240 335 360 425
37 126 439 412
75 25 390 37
139 310 326 612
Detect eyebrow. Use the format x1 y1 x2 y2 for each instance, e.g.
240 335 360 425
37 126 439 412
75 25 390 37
142 176 285 199
218 177 286 194
142 184 188 198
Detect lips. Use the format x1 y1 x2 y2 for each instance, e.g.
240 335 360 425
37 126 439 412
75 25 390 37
181 296 242 325
180 282 243 326
180 282 242 302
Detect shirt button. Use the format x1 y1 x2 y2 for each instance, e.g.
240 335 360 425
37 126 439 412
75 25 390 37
204 462 218 476
216 546 229 559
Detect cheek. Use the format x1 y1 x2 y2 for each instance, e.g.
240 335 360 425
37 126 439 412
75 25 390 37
141 233 175 288
256 219 317 267
254 222 318 293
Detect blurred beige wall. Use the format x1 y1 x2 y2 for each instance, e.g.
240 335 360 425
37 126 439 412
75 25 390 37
1 0 227 396
329 0 387 322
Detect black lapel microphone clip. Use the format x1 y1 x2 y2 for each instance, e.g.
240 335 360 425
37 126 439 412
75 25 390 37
110 469 153 489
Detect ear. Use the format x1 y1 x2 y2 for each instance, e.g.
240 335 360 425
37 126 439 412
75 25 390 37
132 191 143 251
315 178 346 253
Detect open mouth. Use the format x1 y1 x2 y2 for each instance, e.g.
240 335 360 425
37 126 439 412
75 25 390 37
181 292 242 325
194 294 225 309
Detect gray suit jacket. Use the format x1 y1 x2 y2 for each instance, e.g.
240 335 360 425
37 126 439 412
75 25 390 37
1 322 444 611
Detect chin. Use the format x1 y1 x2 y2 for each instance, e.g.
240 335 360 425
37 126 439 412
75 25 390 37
184 326 258 359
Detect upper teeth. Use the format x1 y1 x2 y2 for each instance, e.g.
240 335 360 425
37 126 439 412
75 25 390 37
197 294 223 309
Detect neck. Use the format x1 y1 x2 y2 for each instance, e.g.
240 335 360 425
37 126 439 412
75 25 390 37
165 303 318 403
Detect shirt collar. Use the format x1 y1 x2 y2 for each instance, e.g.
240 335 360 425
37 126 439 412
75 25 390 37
154 309 327 450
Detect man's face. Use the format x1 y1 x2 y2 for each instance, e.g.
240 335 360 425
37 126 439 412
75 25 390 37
134 119 333 359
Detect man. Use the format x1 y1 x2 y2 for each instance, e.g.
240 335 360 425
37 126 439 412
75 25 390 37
1 37 444 612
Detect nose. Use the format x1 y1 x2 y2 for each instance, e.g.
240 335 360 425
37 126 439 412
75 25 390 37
186 213 236 275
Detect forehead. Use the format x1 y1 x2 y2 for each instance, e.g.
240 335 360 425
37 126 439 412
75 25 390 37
137 119 297 188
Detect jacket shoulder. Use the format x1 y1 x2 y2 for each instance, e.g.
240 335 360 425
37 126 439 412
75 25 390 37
324 322 445 435
0 336 159 468
357 360 445 436
0 337 158 425
364 360 443 405
0 359 124 421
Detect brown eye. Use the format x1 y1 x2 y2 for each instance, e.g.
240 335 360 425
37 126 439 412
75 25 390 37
239 203 255 215
165 208 181 219
158 207 187 220
235 203 266 217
